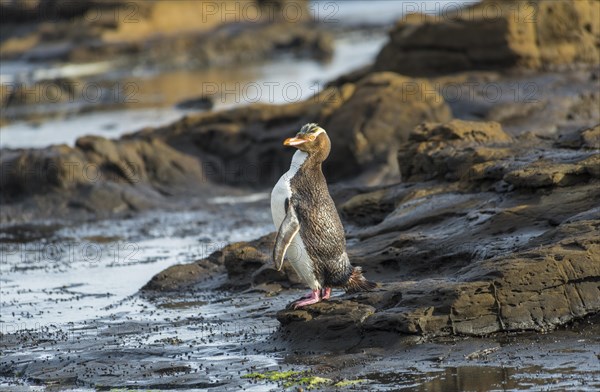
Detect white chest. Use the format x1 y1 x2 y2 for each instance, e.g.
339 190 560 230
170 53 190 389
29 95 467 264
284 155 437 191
270 150 307 228
270 150 319 289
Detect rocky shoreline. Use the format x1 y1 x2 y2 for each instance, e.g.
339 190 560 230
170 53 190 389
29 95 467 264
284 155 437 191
138 0 600 343
143 120 599 342
3 66 598 223
1 0 599 367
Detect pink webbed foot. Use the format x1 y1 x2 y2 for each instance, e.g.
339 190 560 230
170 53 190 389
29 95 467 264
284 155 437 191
320 287 331 300
289 289 321 309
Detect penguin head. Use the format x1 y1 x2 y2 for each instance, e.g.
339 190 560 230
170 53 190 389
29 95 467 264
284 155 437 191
283 123 331 161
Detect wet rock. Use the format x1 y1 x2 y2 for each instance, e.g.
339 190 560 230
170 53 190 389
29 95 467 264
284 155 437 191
373 0 600 76
143 233 302 292
557 125 600 149
175 96 214 111
398 119 513 182
142 252 224 292
0 136 205 222
277 300 376 341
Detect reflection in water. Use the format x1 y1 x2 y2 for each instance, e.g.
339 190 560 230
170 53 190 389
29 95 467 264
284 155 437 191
367 366 596 392
418 367 517 392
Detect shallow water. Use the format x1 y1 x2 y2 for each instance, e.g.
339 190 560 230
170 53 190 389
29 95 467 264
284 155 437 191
0 198 273 328
0 32 386 149
312 0 480 26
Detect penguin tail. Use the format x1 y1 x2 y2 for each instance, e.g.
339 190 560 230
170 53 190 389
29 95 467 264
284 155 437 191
345 266 377 293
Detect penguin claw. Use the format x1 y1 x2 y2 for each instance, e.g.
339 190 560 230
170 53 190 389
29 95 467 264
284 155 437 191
289 289 321 309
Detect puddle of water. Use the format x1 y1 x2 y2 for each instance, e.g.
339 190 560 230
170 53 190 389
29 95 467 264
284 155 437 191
0 107 184 149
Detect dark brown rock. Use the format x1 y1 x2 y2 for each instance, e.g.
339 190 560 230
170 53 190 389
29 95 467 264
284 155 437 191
0 0 92 23
398 119 513 182
222 234 275 288
221 233 304 289
502 157 596 188
277 300 376 341
322 72 452 180
372 0 600 76
0 136 205 222
142 233 305 292
581 125 600 149
142 255 224 292
557 125 600 150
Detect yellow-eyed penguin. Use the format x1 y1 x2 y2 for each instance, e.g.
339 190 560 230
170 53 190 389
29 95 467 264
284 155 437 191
271 123 376 309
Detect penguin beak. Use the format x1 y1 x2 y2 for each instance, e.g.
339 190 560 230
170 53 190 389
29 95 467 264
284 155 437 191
283 136 307 146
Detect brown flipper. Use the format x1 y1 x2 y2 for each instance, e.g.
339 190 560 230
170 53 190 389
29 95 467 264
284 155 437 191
345 266 377 293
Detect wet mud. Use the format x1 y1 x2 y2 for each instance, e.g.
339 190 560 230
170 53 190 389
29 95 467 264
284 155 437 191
1 197 599 391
